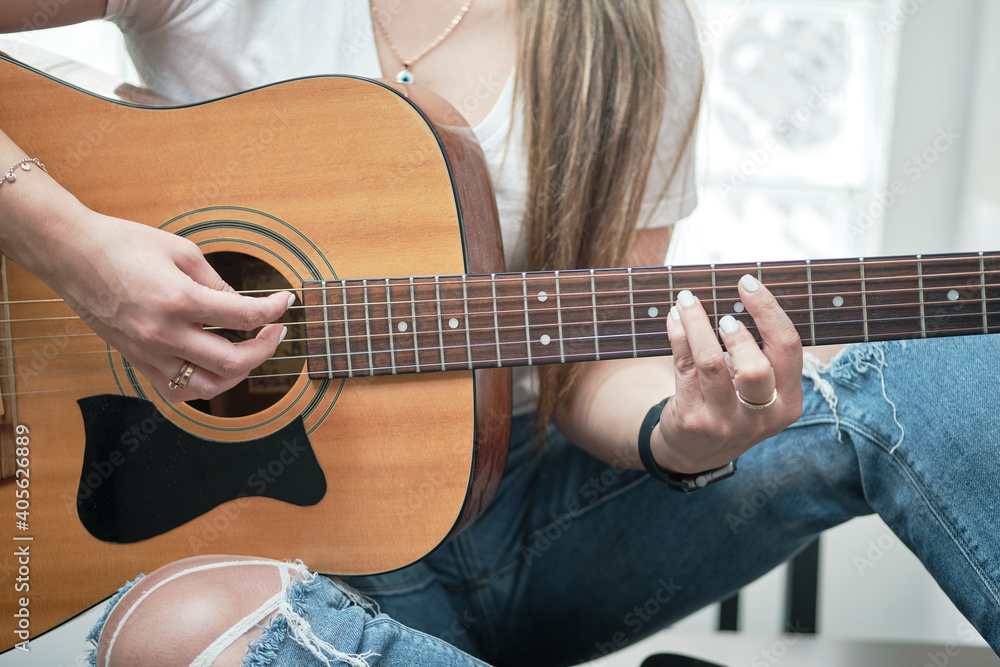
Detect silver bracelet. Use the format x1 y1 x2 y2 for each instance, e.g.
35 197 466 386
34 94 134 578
0 158 47 189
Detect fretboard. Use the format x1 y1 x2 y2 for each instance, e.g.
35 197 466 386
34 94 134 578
302 251 1000 379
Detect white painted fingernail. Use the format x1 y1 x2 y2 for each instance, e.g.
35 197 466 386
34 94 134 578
287 294 296 307
719 315 740 334
670 305 680 321
279 325 288 343
740 274 761 293
678 290 696 307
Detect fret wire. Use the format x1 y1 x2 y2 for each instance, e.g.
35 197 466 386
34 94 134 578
981 252 988 334
341 285 354 377
491 273 501 368
917 255 927 338
555 271 566 363
363 279 375 374
590 269 601 361
385 278 397 375
435 278 446 371
806 259 817 346
628 268 638 357
322 281 334 375
522 273 532 366
462 278 473 370
668 264 675 318
409 278 421 372
710 264 719 329
859 259 869 342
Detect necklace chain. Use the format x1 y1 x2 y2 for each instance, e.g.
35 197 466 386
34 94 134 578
370 0 476 83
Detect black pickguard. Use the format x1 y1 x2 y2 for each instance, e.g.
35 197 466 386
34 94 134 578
76 395 326 543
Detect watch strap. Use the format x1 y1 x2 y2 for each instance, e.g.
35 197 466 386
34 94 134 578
638 397 738 493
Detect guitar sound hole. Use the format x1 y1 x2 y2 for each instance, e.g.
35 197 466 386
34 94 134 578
186 252 304 418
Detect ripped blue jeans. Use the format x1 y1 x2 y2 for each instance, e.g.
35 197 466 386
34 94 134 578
90 337 1000 666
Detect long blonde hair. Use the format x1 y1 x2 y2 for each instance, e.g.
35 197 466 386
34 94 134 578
515 0 701 432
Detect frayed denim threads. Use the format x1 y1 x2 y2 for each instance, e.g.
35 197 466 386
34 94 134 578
85 574 144 667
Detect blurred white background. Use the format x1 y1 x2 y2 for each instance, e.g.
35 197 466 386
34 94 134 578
1 0 998 664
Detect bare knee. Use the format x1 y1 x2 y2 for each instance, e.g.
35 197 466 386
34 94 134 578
96 555 285 667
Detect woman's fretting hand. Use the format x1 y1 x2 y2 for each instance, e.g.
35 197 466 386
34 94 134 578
652 275 804 474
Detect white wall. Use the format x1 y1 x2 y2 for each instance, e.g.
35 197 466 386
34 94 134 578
879 0 991 255
956 0 1000 252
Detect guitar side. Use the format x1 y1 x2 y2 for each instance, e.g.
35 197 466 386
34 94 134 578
0 55 510 645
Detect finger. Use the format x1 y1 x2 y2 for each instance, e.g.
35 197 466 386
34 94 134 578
145 324 288 401
665 304 704 409
129 358 221 403
192 286 294 332
718 314 775 405
737 275 803 396
174 241 233 293
174 322 288 380
150 363 233 403
173 246 294 328
674 290 736 407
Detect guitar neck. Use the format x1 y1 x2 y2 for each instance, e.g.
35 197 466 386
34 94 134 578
303 251 1000 378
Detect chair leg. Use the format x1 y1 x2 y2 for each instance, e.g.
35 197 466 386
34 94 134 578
784 537 820 634
718 593 739 632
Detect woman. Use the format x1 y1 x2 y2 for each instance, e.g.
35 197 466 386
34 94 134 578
1 1 997 665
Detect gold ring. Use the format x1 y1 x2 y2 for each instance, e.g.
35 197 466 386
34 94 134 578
168 361 195 390
736 388 777 411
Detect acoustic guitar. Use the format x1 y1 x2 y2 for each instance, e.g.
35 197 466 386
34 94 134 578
0 51 997 646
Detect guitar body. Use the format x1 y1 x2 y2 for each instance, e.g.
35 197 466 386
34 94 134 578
0 55 510 644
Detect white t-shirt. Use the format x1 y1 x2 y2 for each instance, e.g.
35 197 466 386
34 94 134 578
104 0 702 414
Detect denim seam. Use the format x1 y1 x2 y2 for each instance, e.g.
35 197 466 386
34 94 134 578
448 533 499 662
338 570 439 597
841 416 1000 606
785 414 840 429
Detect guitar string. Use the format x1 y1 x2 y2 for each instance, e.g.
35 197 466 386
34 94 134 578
3 319 998 396
1 292 998 351
0 255 996 309
0 267 996 328
0 288 997 349
4 305 999 389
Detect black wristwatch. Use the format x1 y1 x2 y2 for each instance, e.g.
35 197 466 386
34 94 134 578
638 398 738 493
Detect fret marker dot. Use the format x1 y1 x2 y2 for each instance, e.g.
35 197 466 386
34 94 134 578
540 334 551 346
648 306 659 318
733 302 745 314
448 318 459 329
947 289 960 301
397 321 408 332
832 296 845 308
537 291 548 303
